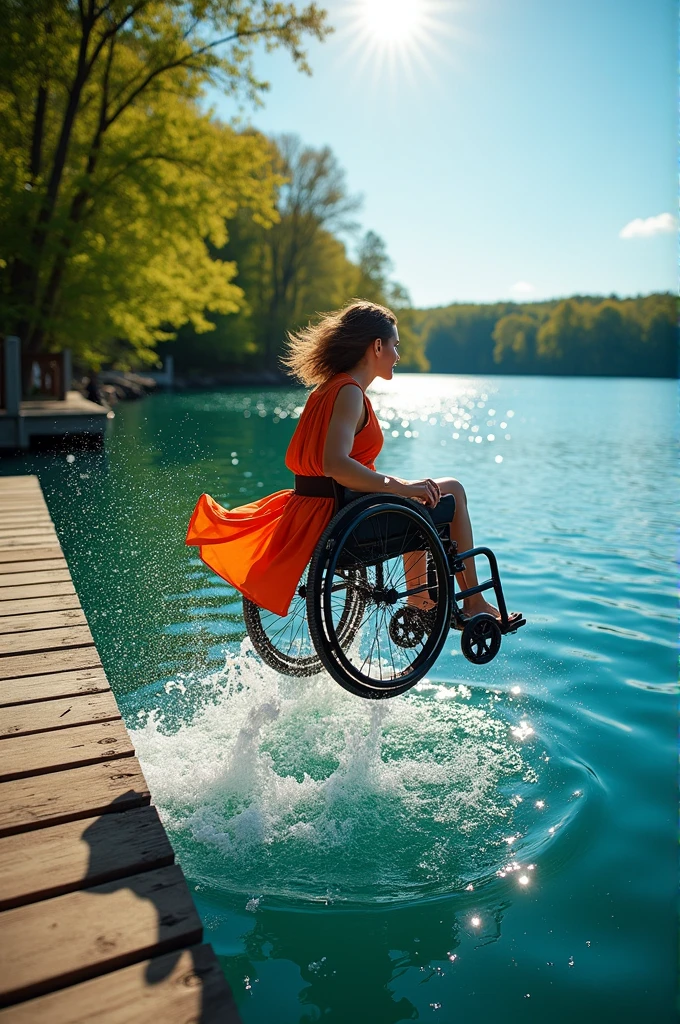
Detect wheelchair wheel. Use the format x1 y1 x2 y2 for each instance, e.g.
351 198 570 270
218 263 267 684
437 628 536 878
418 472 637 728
243 567 367 678
307 496 451 699
460 613 502 665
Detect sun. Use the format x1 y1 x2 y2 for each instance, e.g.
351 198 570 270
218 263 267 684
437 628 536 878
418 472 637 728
339 0 458 86
358 0 423 44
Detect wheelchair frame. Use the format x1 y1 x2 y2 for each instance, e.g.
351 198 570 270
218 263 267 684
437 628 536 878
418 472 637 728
243 491 525 699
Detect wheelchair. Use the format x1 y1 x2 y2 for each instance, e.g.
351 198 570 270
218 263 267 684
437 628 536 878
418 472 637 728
243 488 526 699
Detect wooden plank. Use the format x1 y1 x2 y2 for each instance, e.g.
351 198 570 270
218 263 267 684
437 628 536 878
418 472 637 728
0 537 59 551
0 547 63 564
0 525 52 534
0 559 66 575
0 719 133 782
0 492 42 501
0 532 57 540
0 945 240 1024
0 501 47 509
0 757 149 837
0 667 109 707
0 593 81 617
0 690 120 739
0 865 203 1006
0 497 43 504
0 608 87 634
0 569 70 587
0 806 174 910
0 580 74 602
0 539 58 552
0 517 53 528
0 645 101 681
0 624 95 656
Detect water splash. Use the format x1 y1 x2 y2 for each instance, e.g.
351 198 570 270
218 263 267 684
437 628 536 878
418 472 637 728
128 640 582 905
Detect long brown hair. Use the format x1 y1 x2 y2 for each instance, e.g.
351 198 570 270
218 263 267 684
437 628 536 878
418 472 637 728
281 300 397 386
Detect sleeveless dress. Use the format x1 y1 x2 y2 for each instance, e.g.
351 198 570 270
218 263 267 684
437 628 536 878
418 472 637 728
185 373 384 617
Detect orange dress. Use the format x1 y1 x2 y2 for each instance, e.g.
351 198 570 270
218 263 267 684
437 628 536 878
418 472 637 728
185 373 384 617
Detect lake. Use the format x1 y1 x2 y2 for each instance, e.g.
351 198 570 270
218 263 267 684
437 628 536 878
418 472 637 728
4 374 676 1023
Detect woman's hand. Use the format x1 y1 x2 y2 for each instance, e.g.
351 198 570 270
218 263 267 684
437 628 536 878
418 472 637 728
399 478 441 507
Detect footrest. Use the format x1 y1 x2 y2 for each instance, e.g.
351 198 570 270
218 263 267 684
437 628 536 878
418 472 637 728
500 617 526 635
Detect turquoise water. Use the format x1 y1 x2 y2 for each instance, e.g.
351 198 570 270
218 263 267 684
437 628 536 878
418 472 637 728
4 375 677 1022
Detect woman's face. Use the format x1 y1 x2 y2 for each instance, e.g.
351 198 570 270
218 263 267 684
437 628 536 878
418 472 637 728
376 329 400 380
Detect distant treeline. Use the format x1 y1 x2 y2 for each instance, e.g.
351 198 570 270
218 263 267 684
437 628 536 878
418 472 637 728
416 293 677 378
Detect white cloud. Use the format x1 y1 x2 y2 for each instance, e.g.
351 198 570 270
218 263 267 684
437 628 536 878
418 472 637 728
619 212 676 239
509 281 536 298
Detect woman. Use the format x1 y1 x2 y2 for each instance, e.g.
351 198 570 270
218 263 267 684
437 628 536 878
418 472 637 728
186 300 520 627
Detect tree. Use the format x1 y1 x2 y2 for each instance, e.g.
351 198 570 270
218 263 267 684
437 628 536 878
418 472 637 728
535 300 585 370
257 134 361 367
492 313 537 367
0 0 330 358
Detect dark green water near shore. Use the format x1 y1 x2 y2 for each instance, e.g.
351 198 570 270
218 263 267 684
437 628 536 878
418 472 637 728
4 375 676 1022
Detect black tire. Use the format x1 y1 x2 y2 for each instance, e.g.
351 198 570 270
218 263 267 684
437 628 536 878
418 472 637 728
307 495 451 699
460 613 502 664
243 567 367 678
243 584 320 677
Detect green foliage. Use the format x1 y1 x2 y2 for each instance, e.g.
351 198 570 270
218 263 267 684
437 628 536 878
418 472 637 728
0 0 329 363
170 134 430 375
422 294 676 378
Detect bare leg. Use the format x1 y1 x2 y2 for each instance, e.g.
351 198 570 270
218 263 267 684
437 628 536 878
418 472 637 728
436 477 512 619
403 478 520 622
403 549 430 609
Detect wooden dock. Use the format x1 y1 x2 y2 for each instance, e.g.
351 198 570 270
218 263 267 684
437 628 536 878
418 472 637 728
0 475 240 1023
0 391 111 450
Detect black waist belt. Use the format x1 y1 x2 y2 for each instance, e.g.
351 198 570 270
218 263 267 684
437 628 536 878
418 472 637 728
294 475 337 498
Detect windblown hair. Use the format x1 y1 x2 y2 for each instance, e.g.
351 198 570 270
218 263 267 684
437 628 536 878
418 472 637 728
281 300 398 387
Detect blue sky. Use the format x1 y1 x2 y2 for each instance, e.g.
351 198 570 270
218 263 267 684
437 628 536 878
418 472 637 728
210 0 675 308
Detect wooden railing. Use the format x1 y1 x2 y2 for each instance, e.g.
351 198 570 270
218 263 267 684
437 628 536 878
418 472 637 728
21 353 66 400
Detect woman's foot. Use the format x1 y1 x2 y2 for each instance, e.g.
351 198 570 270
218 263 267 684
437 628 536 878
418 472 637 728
462 598 522 626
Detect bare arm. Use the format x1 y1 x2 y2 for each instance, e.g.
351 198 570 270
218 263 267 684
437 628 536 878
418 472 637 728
322 384 440 506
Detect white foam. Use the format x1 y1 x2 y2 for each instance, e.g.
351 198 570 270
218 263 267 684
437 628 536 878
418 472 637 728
130 640 537 903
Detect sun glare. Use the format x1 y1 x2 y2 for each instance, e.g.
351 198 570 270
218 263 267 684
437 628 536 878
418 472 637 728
340 0 459 86
359 0 423 44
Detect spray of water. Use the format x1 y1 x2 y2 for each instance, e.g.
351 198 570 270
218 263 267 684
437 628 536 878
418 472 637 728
129 640 560 905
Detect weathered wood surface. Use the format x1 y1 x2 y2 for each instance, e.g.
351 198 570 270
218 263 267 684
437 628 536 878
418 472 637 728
0 580 77 605
0 607 88 634
0 865 203 1005
0 568 71 586
0 645 102 681
0 718 134 782
0 558 68 575
0 805 174 911
0 593 82 617
0 527 59 538
0 475 239 1021
0 546 64 563
0 623 95 656
0 758 150 837
0 536 60 550
0 944 240 1024
0 666 110 707
0 690 120 739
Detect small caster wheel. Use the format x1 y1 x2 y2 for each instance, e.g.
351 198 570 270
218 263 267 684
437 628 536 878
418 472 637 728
389 606 426 649
461 613 502 665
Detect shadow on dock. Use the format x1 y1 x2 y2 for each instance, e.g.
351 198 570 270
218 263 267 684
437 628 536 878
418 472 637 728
77 792 242 1022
